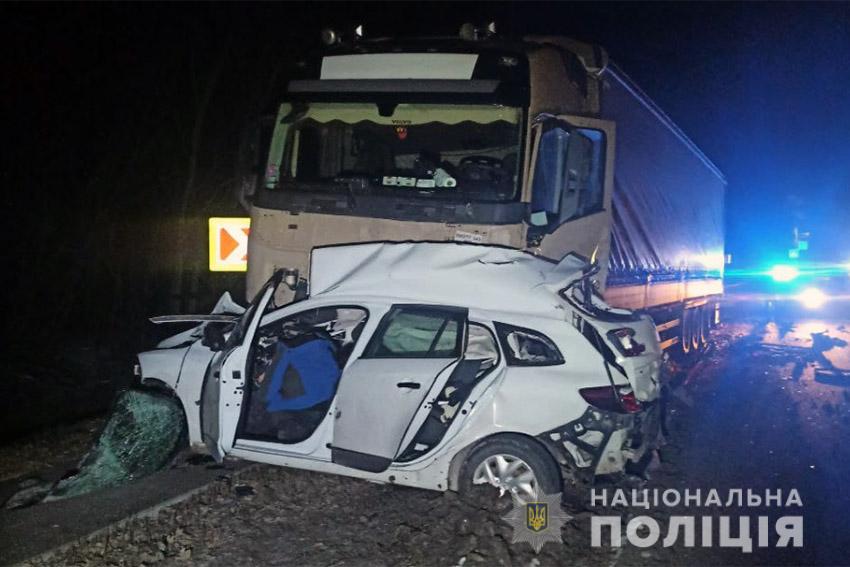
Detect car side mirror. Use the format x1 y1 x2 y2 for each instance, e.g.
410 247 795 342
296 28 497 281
202 324 226 352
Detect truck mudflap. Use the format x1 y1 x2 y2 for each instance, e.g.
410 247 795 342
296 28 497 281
537 402 661 481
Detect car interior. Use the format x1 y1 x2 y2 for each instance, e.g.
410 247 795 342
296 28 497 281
240 304 501 459
241 306 368 443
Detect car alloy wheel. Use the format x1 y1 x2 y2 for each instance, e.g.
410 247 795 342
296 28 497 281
472 453 539 503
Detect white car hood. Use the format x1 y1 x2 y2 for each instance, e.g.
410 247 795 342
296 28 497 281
151 292 244 349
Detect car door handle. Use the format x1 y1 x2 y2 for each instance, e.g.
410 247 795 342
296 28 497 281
396 382 421 390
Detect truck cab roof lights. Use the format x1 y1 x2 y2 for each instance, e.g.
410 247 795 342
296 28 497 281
459 22 497 42
320 25 365 47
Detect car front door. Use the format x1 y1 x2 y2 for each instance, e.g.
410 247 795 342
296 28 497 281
201 271 283 460
331 305 467 473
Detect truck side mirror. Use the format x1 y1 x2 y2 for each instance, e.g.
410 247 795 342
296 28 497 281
529 211 549 227
235 116 275 211
202 324 226 352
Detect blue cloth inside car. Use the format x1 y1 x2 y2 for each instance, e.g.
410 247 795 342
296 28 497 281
264 338 341 412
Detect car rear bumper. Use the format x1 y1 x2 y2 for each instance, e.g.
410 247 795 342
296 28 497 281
538 402 661 479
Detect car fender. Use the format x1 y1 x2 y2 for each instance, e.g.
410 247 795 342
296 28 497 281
137 347 189 391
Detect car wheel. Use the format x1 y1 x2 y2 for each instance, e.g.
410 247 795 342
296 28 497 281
459 435 561 505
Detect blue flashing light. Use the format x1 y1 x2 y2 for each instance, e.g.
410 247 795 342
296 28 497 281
797 287 827 309
770 264 799 282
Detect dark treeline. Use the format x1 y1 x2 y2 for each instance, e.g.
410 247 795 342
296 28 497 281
0 3 500 435
1 6 302 435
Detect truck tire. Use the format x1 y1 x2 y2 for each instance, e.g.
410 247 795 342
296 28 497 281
691 306 703 352
681 308 693 354
459 434 561 505
699 305 711 347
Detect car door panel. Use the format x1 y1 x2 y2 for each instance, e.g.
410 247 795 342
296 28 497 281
396 358 482 457
331 304 468 473
332 358 459 470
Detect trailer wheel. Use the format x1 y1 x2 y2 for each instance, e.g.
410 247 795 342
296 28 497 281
711 301 721 328
691 306 703 352
681 308 692 354
699 305 711 347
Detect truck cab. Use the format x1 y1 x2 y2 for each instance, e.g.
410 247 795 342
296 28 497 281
245 29 616 296
240 25 726 356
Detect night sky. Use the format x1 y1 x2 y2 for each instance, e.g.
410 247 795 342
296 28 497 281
4 2 850 274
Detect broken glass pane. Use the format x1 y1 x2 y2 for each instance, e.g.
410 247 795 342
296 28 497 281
47 389 186 500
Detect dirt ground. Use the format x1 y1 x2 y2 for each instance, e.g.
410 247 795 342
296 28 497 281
0 417 104 483
8 304 850 566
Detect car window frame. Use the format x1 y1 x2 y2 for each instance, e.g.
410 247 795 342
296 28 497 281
493 321 565 367
361 304 468 360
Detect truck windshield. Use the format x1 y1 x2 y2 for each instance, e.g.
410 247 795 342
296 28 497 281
264 103 523 201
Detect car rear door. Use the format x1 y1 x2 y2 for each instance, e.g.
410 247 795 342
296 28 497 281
331 305 467 473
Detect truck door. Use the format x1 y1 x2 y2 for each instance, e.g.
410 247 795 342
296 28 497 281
201 271 283 460
331 305 467 473
526 115 617 276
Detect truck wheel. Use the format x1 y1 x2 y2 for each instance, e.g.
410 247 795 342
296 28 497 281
459 435 561 505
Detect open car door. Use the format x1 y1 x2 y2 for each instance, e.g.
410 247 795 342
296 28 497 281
331 305 467 473
201 271 283 460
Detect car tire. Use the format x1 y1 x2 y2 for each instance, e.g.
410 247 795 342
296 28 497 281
459 434 562 505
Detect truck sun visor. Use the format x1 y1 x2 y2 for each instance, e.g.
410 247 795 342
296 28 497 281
288 79 501 94
320 53 479 80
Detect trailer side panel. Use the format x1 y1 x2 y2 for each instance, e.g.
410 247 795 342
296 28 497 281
599 64 726 311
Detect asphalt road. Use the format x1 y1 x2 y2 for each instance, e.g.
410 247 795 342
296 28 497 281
3 296 850 566
696 296 850 566
0 459 246 566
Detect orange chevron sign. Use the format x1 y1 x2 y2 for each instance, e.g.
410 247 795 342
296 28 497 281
209 217 251 272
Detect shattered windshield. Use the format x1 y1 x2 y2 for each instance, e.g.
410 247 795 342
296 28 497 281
264 103 522 201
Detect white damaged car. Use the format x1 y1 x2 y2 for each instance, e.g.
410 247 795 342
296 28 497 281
137 242 662 502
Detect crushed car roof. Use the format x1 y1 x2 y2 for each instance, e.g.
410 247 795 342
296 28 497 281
308 242 588 319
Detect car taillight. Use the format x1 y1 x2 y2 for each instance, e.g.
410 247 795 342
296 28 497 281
579 386 642 414
606 328 646 357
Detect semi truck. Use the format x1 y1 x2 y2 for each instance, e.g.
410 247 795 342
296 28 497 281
237 24 726 356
